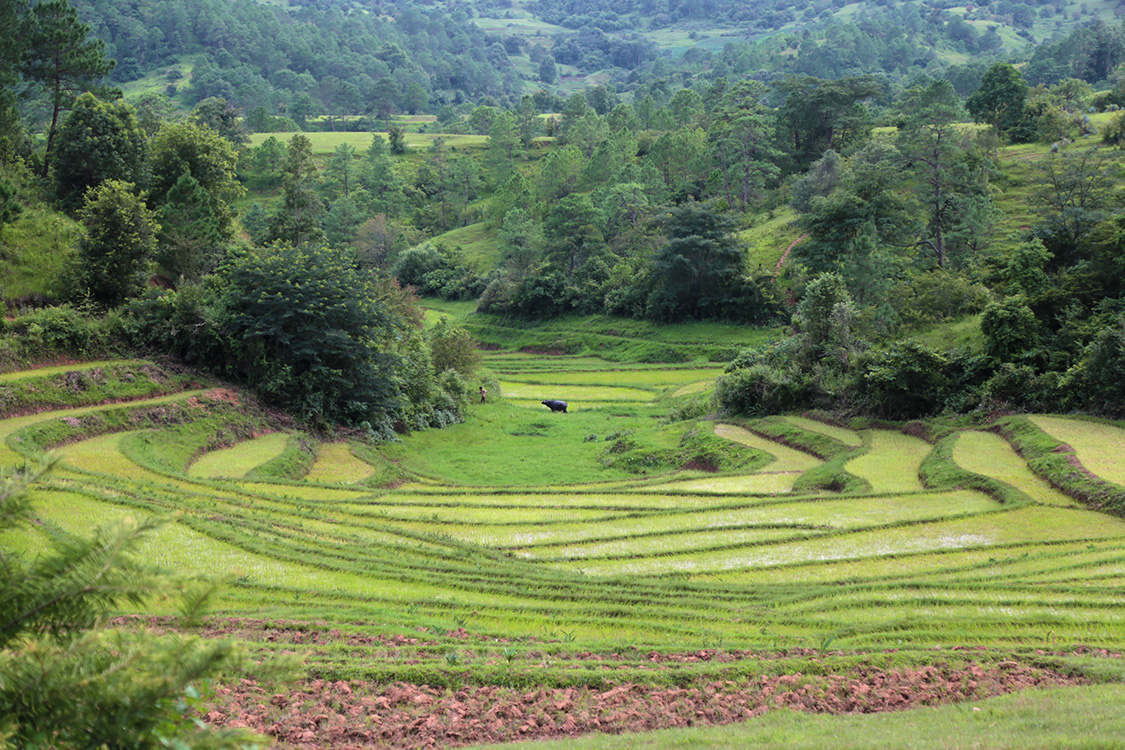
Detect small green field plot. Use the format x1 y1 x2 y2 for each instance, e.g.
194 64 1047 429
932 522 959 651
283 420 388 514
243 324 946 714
248 131 488 155
783 415 863 448
378 403 666 485
419 298 480 327
714 423 822 472
671 380 714 398
953 431 1079 507
304 442 374 484
499 366 721 390
1029 415 1125 486
0 360 144 383
845 430 931 493
498 381 655 404
423 222 501 270
647 472 800 494
188 432 292 479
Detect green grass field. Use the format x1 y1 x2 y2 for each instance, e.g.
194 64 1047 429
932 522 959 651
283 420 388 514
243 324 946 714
248 131 489 155
7 357 1125 747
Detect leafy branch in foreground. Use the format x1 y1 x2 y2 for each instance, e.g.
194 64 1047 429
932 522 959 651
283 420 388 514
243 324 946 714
0 460 267 749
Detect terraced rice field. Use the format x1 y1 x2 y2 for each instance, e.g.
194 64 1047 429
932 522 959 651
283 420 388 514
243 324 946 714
1029 415 1125 486
6 357 1125 747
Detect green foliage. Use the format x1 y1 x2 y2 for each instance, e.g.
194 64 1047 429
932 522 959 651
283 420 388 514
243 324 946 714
155 172 224 283
966 63 1028 136
0 462 267 749
1065 316 1125 415
715 363 812 416
148 122 242 239
53 93 147 211
796 141 917 274
3 304 117 361
647 203 770 323
189 97 249 148
776 75 882 168
19 0 114 177
981 295 1042 363
216 244 403 427
119 284 225 365
1031 147 1122 262
890 269 990 328
265 134 326 248
897 79 991 268
0 173 21 228
77 179 158 307
427 317 482 378
855 341 949 419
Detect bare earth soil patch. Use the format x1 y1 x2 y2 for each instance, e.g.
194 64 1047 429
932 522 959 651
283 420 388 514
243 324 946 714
161 619 1094 750
204 666 1080 749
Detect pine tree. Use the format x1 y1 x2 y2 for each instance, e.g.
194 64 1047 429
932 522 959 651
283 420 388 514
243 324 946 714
19 0 114 178
0 461 267 749
156 172 223 283
266 134 326 248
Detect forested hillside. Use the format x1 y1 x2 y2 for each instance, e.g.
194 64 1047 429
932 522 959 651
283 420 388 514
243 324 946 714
1 0 1125 429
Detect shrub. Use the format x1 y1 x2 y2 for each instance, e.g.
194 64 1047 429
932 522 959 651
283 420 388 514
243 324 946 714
855 341 950 419
715 363 811 416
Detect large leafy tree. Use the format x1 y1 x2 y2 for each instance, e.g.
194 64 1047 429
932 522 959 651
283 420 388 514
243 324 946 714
77 179 158 306
1031 146 1123 264
149 122 242 238
53 93 147 211
776 75 882 168
0 462 267 749
796 141 917 274
966 63 1028 137
19 0 114 178
897 79 992 268
646 203 765 322
216 244 404 426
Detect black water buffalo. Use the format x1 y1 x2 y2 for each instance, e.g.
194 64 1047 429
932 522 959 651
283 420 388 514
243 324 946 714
541 400 568 413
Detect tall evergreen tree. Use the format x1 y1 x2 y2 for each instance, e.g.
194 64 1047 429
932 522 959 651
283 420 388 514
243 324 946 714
155 172 223 283
149 121 242 238
897 79 989 268
19 0 114 178
267 134 326 248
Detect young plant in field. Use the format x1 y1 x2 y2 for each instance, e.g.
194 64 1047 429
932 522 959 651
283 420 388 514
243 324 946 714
0 461 267 749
